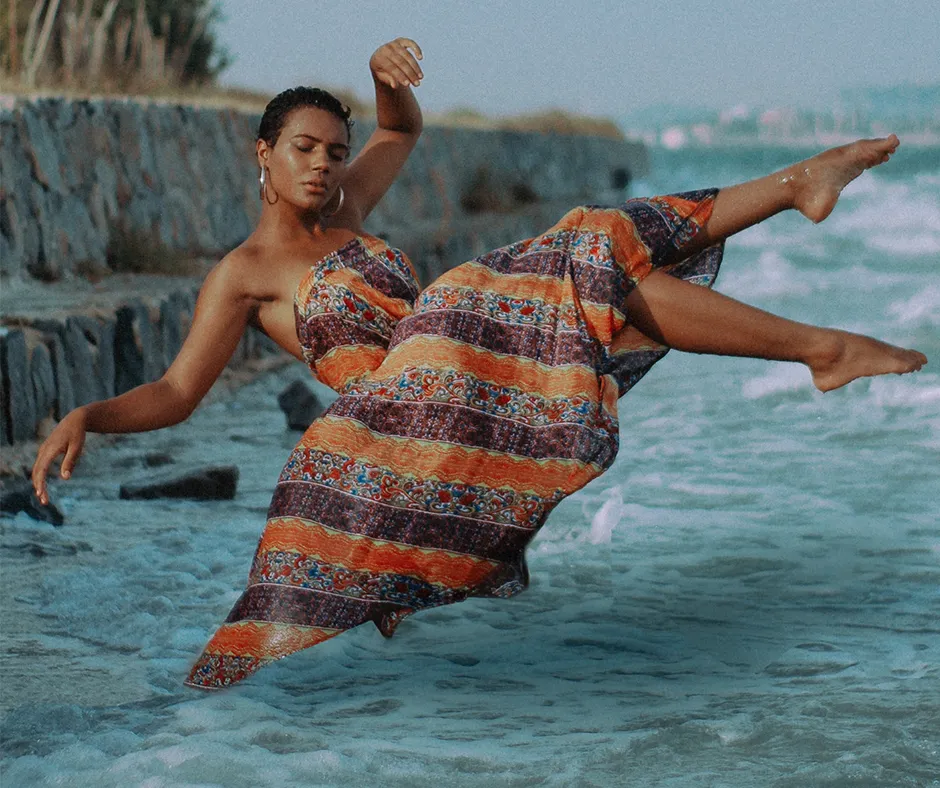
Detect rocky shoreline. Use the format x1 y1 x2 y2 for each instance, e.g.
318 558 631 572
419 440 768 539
0 276 285 454
1 96 649 458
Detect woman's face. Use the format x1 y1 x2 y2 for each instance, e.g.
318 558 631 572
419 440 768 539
258 106 350 213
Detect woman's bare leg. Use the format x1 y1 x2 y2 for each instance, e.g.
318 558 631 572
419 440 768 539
624 134 928 392
625 273 927 392
673 135 900 260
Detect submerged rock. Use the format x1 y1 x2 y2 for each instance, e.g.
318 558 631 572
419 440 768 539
0 478 65 526
277 380 325 431
764 642 860 677
119 465 239 501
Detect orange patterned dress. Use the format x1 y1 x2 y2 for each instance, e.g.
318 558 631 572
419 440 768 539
186 191 723 689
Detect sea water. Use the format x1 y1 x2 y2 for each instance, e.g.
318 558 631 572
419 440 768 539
2 145 939 787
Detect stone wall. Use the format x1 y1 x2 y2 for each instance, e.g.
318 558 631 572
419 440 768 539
0 97 649 446
0 97 648 283
0 286 286 448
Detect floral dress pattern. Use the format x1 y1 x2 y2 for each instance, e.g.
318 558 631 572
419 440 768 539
186 191 724 689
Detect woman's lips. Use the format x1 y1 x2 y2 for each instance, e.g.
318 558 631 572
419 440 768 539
301 181 327 193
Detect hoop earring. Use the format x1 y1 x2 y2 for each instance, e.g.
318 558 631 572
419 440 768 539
322 186 345 218
259 165 278 204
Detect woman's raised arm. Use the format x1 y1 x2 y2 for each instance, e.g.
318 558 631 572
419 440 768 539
31 255 254 504
341 37 424 222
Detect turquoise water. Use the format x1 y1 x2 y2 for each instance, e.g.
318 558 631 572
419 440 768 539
2 145 939 787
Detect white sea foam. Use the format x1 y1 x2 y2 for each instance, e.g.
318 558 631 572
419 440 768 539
722 250 813 300
831 182 940 236
915 172 940 187
588 487 626 544
887 285 940 326
868 232 940 256
732 222 775 248
741 363 813 399
842 170 882 197
868 374 940 407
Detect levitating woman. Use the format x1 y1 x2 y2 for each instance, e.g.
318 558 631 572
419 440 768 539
31 38 927 689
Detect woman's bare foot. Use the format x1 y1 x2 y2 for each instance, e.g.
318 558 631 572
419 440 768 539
786 135 901 223
808 329 927 392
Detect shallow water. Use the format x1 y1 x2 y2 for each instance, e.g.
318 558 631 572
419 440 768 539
2 145 939 787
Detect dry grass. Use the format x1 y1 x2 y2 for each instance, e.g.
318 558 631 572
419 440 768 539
501 109 624 139
0 76 276 113
431 106 624 139
1 76 623 139
106 225 208 277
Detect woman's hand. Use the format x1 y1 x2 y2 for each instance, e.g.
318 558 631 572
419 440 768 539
31 407 88 505
370 38 423 89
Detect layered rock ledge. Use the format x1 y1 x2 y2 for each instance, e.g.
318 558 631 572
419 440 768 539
0 97 649 447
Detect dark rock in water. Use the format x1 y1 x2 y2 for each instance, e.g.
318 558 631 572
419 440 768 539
0 479 66 525
277 380 325 431
119 465 239 500
143 451 174 467
763 642 860 677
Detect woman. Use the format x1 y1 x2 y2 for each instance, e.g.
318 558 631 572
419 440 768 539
31 38 927 689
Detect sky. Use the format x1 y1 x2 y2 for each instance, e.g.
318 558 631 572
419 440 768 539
216 0 940 120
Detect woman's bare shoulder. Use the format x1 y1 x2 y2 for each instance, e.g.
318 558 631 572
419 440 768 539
204 241 266 299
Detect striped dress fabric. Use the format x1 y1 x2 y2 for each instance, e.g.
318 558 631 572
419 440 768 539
186 190 724 689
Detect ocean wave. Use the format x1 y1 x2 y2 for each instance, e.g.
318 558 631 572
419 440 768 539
868 374 940 407
915 172 940 187
830 182 940 236
589 487 627 544
722 250 813 299
867 233 940 255
742 363 813 399
887 285 940 326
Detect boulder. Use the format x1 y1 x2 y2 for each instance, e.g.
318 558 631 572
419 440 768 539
0 353 7 445
0 478 65 526
46 332 76 420
159 293 184 370
114 300 160 394
277 380 325 431
16 102 67 195
119 464 239 500
64 316 110 406
0 329 37 442
30 342 56 422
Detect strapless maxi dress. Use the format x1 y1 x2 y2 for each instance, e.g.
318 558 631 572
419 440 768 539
186 190 724 689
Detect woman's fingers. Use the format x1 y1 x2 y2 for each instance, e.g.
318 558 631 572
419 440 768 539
31 428 82 504
395 38 424 80
61 435 83 480
375 70 399 90
377 57 420 88
372 37 424 88
31 444 58 504
397 38 423 61
390 51 423 85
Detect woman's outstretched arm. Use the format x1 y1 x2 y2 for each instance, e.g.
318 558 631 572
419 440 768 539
338 37 424 224
31 256 254 504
